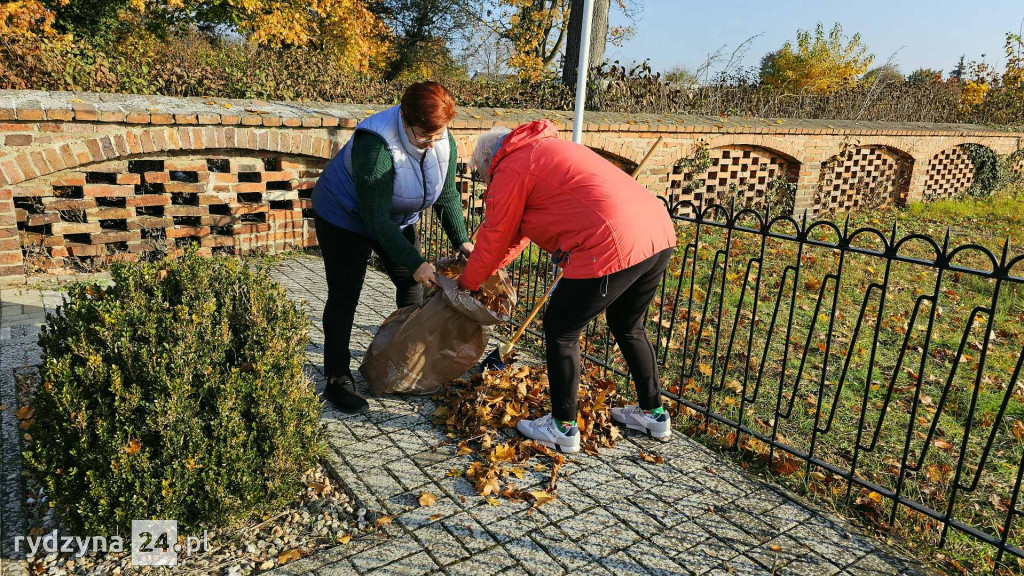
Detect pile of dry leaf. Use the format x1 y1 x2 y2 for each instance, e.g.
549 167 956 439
436 257 514 318
432 364 622 509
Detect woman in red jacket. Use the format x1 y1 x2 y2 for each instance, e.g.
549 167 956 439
459 120 678 453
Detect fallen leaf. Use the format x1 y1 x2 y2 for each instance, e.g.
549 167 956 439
277 549 303 564
337 534 352 544
429 514 443 521
529 491 556 506
15 406 33 420
769 544 784 552
698 363 713 377
418 492 437 507
486 497 501 506
374 516 392 528
638 450 665 464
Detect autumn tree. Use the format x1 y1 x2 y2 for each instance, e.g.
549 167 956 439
906 68 944 84
372 0 470 80
759 23 874 94
561 0 608 86
463 0 635 80
42 0 392 74
862 64 903 85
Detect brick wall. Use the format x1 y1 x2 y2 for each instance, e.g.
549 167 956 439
1 90 1022 280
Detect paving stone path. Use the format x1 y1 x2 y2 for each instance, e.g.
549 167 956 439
267 257 930 576
0 256 932 576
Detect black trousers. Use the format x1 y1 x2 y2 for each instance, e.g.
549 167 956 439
315 214 423 380
543 248 673 422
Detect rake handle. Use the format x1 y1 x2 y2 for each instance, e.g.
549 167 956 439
631 136 664 179
501 269 564 357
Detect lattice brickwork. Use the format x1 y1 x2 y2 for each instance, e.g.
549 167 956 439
13 153 324 272
1011 152 1024 180
667 146 798 216
815 146 912 213
923 146 976 200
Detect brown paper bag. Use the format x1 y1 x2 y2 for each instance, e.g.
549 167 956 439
360 263 516 395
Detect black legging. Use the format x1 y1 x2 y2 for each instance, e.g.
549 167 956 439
543 248 673 422
314 214 423 380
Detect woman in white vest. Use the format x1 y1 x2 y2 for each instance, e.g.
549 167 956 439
312 82 474 413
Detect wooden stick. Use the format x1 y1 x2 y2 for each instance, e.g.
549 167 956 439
631 136 665 179
501 269 564 357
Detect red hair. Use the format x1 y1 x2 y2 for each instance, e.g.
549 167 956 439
400 81 456 133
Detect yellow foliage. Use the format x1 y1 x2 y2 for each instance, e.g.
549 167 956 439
760 23 874 94
119 0 393 74
0 0 62 39
959 80 990 111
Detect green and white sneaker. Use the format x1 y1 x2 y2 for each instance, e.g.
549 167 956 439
516 413 581 453
611 405 671 442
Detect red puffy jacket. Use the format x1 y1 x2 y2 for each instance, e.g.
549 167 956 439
458 120 677 291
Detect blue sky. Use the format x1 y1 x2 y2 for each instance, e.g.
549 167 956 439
607 0 1024 76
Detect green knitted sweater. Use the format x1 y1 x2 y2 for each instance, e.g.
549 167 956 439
352 131 469 273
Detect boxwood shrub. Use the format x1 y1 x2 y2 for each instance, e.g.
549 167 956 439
26 252 323 534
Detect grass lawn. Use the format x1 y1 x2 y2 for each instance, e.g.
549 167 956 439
641 184 1024 574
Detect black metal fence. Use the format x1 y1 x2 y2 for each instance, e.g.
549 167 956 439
418 171 1024 569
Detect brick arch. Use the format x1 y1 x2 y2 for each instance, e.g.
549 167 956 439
815 145 914 213
664 144 801 215
2 126 339 188
581 133 650 167
1008 148 1024 179
664 135 804 166
922 143 993 200
7 130 334 272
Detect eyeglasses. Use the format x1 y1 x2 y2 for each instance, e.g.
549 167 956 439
409 128 447 147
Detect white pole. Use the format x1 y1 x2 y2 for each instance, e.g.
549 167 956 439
571 0 596 144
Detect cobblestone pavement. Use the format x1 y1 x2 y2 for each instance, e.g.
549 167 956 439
268 256 929 576
0 257 931 576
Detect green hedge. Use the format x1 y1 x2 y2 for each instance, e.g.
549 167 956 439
26 252 323 534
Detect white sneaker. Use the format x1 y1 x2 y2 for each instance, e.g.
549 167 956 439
611 405 671 442
516 413 581 454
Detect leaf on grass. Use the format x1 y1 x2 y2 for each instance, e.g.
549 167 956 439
1013 420 1024 441
771 455 801 476
925 463 951 484
724 380 743 394
277 549 303 564
932 438 955 452
374 516 392 528
698 363 713 377
418 491 437 507
990 494 1010 512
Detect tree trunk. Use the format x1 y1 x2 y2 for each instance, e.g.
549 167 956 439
561 0 610 87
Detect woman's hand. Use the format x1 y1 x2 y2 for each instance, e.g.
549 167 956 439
413 262 437 288
458 242 475 257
